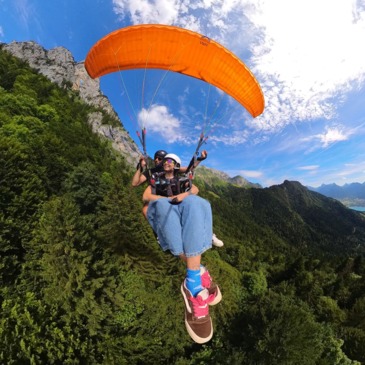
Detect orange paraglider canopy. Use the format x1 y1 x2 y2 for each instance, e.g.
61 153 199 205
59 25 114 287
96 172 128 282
85 24 264 118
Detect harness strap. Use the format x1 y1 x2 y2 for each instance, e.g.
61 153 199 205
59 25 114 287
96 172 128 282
151 173 192 196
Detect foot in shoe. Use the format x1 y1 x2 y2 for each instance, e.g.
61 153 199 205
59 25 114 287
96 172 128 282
212 234 224 247
200 267 222 306
181 280 214 344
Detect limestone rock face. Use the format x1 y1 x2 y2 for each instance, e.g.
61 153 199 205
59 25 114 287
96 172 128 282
3 41 140 164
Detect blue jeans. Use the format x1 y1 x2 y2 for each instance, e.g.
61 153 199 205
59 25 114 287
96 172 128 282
147 195 213 257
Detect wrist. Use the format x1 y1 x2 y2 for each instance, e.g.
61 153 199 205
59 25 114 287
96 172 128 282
136 162 144 173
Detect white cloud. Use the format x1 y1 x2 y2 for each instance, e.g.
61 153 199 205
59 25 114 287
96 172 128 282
250 0 365 131
112 0 255 41
113 0 181 25
299 124 352 151
240 169 263 178
0 26 4 38
319 128 348 147
318 126 350 147
138 104 185 143
297 165 319 171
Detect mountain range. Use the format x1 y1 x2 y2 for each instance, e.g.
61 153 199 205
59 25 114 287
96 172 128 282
197 176 365 255
308 182 365 208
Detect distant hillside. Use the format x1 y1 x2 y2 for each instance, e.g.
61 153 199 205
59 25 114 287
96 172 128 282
308 182 365 207
203 179 365 255
195 165 262 188
264 181 365 253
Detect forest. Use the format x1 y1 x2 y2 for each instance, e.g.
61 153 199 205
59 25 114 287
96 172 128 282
1 46 365 364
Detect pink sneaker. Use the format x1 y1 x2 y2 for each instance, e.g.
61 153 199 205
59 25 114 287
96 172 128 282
201 267 222 306
181 280 214 344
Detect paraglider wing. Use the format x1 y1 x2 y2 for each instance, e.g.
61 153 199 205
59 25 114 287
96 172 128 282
85 24 264 118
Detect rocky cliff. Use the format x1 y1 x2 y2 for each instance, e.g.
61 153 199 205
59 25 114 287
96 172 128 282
2 41 140 165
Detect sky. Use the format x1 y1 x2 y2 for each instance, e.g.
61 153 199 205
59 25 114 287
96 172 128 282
1 0 365 188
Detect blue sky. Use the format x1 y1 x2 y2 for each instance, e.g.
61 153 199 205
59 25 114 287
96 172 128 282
1 0 365 188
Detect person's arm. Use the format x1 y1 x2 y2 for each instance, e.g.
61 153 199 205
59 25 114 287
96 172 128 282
131 157 148 187
194 150 207 169
170 184 199 203
142 185 166 203
179 150 207 173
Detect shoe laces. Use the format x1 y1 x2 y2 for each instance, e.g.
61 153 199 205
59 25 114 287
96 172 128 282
201 270 212 289
189 290 214 318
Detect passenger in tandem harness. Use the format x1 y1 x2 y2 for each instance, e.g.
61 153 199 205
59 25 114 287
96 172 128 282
143 153 222 344
131 150 224 247
149 154 192 199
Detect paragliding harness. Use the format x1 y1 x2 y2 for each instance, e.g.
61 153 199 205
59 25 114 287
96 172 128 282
148 134 207 201
149 171 192 198
136 124 207 199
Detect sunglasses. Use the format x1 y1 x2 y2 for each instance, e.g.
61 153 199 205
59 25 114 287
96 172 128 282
163 158 176 165
155 156 163 161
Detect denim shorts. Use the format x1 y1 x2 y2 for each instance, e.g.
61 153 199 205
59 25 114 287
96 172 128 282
147 195 213 257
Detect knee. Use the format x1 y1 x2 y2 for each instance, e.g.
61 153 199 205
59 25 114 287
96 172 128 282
187 195 211 211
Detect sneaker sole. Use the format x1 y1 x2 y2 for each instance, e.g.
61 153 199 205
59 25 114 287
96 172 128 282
183 310 213 344
209 286 222 306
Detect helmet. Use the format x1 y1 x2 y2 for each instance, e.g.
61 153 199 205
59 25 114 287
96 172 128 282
154 150 168 160
164 153 181 169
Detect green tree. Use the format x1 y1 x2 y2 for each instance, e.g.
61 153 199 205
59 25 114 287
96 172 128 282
233 292 326 364
242 269 268 298
62 161 106 215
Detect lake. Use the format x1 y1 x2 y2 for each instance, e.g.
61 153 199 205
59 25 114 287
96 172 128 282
349 206 365 212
